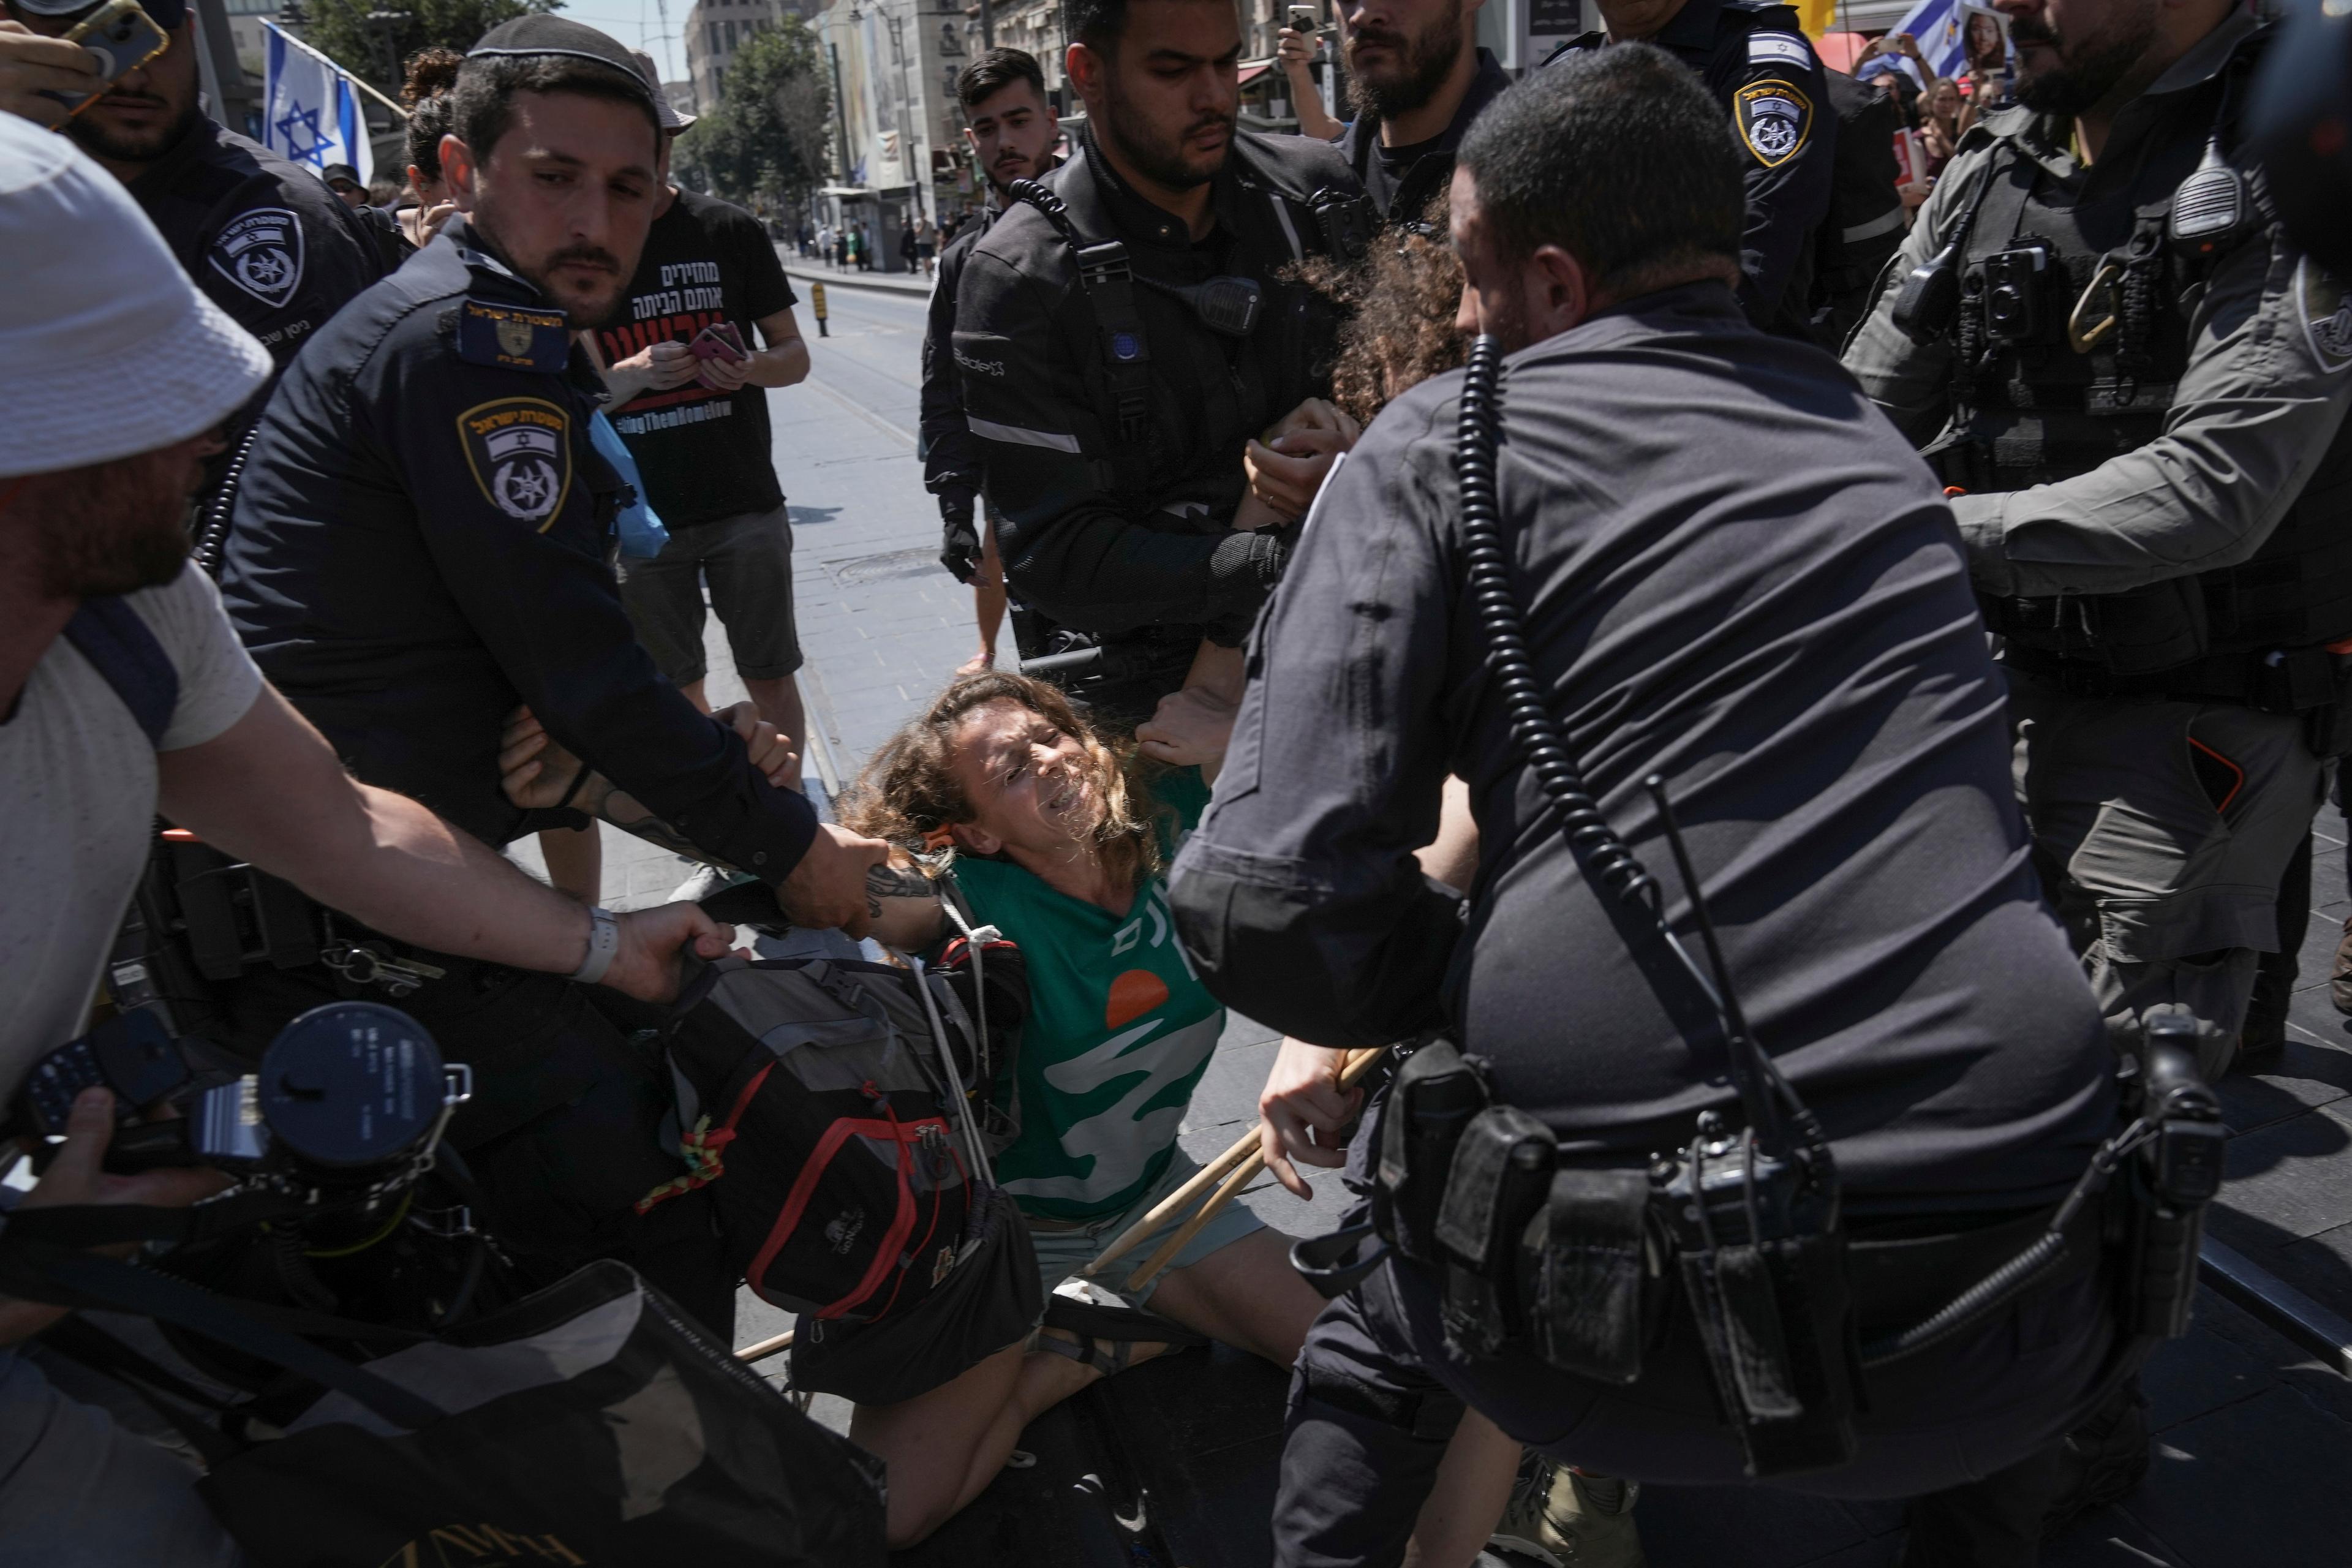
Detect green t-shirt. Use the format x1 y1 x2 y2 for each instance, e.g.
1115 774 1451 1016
954 767 1223 1222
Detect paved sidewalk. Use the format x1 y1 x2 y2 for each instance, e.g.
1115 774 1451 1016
783 260 935 298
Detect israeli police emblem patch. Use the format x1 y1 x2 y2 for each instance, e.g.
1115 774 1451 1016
208 208 304 308
1735 81 1812 169
455 299 570 372
457 398 572 529
2296 257 2352 374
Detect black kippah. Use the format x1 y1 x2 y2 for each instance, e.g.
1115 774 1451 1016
467 15 655 102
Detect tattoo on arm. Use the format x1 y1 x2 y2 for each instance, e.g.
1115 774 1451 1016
598 793 738 873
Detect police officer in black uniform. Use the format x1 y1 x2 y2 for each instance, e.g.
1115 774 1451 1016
1173 53 2166 1567
924 47 1060 592
1550 0 1836 341
213 17 884 1330
4 0 382 372
951 0 1372 716
1329 0 1512 227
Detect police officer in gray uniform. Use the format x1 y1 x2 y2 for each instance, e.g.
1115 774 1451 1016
1842 0 2352 1077
1174 51 2142 1568
1550 0 1836 340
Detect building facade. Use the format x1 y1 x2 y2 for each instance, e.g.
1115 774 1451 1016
685 0 823 112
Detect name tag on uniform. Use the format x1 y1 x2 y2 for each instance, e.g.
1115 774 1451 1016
455 298 570 372
1747 31 1812 69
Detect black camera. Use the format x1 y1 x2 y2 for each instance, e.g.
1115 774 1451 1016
1974 243 2052 344
17 1001 470 1194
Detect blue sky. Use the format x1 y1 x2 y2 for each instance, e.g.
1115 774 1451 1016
559 0 690 87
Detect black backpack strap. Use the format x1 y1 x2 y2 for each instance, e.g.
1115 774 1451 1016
1005 175 1156 501
62 595 178 745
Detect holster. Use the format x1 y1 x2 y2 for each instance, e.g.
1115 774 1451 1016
1373 1039 1490 1267
1514 1167 1662 1386
1433 1107 1553 1357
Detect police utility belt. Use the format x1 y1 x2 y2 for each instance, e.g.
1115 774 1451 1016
1289 337 2228 1482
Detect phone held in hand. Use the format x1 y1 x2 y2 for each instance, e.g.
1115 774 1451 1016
47 0 170 119
688 321 748 363
1287 4 1318 32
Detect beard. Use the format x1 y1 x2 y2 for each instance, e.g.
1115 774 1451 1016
68 94 200 165
1348 0 1466 123
2010 0 2160 118
15 447 199 600
470 205 630 328
1098 73 1232 191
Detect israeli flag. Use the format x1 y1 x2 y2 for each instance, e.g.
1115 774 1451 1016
261 23 372 184
1862 0 1972 85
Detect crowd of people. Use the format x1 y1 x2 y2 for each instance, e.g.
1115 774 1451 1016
0 0 2346 1564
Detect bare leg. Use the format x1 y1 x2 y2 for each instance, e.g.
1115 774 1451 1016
741 675 807 791
676 677 712 716
1402 1409 1520 1568
965 521 1006 674
536 824 603 905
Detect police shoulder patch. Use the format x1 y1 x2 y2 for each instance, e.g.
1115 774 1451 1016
457 398 573 530
454 298 571 373
208 208 305 309
1735 79 1813 168
1746 31 1812 68
2296 257 2352 374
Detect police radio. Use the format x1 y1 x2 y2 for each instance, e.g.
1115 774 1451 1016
1891 160 2003 344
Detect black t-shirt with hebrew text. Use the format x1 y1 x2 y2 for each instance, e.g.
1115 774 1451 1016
597 189 796 529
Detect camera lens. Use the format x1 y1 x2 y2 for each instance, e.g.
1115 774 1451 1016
257 1002 450 1180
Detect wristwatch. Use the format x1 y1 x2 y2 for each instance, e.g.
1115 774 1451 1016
569 905 620 986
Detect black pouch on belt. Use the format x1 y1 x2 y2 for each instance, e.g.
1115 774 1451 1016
1374 1039 1490 1267
1677 1224 1860 1477
1515 1167 1660 1385
1433 1106 1555 1357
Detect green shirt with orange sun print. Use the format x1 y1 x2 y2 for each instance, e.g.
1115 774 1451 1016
954 766 1223 1223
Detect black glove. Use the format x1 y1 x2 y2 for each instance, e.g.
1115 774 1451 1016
941 505 982 584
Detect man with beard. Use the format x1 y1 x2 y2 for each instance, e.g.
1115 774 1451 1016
0 113 734 1563
212 17 886 1331
1551 0 1836 341
1172 48 2139 1568
924 47 1061 672
951 0 1374 720
1332 0 1510 225
1844 0 2351 1081
1 0 382 373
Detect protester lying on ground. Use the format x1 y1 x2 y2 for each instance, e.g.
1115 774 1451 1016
685 671 1525 1553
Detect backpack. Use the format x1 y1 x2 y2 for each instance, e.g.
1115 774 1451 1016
639 954 995 1324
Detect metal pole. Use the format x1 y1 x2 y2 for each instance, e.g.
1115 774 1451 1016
979 0 994 48
190 0 251 130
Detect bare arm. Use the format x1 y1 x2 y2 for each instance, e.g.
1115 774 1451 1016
157 685 732 1001
1278 28 1344 141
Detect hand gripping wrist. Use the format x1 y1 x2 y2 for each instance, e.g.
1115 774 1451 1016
568 905 621 986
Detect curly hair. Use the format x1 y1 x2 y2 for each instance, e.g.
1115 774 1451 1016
840 673 1169 895
402 47 464 182
1294 190 1469 426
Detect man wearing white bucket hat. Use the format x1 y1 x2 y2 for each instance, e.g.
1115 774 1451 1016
0 113 736 1561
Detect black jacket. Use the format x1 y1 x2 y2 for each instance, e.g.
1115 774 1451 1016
126 116 385 371
1553 0 1836 338
951 127 1365 643
1170 282 2114 1215
219 221 818 879
1336 46 1513 226
920 195 1014 527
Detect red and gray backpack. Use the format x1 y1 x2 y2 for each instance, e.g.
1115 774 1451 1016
638 953 998 1324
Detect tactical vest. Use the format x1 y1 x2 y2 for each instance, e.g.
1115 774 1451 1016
1939 30 2352 701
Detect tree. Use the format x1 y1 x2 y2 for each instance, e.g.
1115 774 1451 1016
675 17 831 210
295 0 565 97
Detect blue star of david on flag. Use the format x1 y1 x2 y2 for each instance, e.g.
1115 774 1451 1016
262 23 372 186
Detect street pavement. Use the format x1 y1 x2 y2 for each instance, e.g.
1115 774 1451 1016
514 270 2352 1566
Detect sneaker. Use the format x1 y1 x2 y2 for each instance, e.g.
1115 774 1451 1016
1490 1453 1646 1568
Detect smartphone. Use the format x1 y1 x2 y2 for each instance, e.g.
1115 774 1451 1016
1286 5 1318 32
48 0 170 120
688 321 747 363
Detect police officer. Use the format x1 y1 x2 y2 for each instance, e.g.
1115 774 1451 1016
1550 0 1836 341
1172 52 2136 1567
213 17 884 1330
2 0 382 373
1842 0 2352 1079
951 0 1373 715
1330 0 1512 227
924 46 1060 655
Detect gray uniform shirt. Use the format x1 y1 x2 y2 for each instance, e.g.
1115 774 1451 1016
1170 282 2114 1214
1842 10 2352 600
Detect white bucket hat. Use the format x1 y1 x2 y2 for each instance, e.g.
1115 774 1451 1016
0 113 272 479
